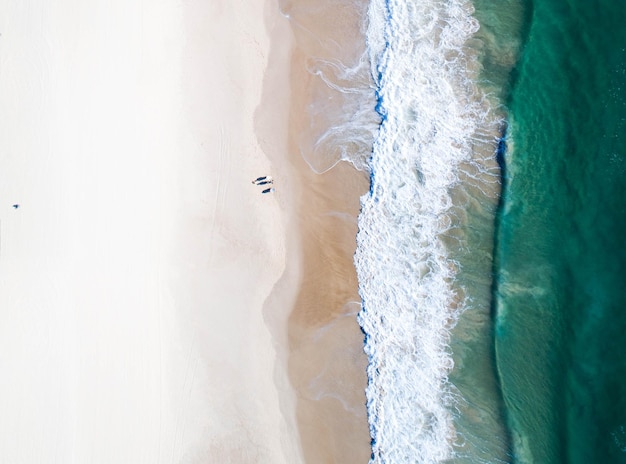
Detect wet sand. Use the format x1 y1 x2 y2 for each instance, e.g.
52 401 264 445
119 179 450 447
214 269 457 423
267 0 375 461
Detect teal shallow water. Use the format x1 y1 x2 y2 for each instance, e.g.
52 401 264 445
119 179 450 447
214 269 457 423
493 0 626 462
445 1 526 462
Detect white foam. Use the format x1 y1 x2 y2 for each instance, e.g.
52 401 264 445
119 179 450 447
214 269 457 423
299 38 381 174
355 0 496 462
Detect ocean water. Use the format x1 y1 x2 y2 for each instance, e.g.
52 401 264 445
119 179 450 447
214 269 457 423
354 0 514 461
493 0 626 463
345 0 626 462
299 0 626 460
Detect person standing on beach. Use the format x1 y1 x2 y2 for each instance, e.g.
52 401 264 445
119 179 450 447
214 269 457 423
252 176 272 184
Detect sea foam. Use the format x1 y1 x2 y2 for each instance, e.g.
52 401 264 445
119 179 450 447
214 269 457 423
355 0 496 462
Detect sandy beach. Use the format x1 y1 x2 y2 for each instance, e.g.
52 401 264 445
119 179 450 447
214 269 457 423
0 0 303 461
275 0 374 461
0 0 372 462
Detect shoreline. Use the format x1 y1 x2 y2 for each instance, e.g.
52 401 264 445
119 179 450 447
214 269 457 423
268 0 375 461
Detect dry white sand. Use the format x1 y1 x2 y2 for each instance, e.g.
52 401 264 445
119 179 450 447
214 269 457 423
0 0 302 462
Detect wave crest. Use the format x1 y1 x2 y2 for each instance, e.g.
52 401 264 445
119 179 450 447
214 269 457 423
355 0 500 462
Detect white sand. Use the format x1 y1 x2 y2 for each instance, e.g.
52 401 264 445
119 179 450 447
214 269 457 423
0 0 302 462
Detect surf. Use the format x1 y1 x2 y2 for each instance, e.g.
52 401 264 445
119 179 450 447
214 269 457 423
355 0 510 461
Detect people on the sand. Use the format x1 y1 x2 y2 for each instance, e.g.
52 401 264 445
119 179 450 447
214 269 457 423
252 176 276 194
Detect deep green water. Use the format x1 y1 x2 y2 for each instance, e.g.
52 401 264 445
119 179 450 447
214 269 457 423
493 0 626 462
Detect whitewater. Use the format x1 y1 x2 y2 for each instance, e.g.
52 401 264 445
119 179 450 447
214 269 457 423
354 0 504 461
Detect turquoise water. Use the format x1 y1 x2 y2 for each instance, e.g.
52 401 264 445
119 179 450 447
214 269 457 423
352 0 626 460
493 0 626 462
446 2 526 462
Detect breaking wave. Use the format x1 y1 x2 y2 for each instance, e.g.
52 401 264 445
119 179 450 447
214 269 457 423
355 0 501 461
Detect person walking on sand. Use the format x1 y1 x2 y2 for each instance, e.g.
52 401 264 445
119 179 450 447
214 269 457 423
252 176 272 185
